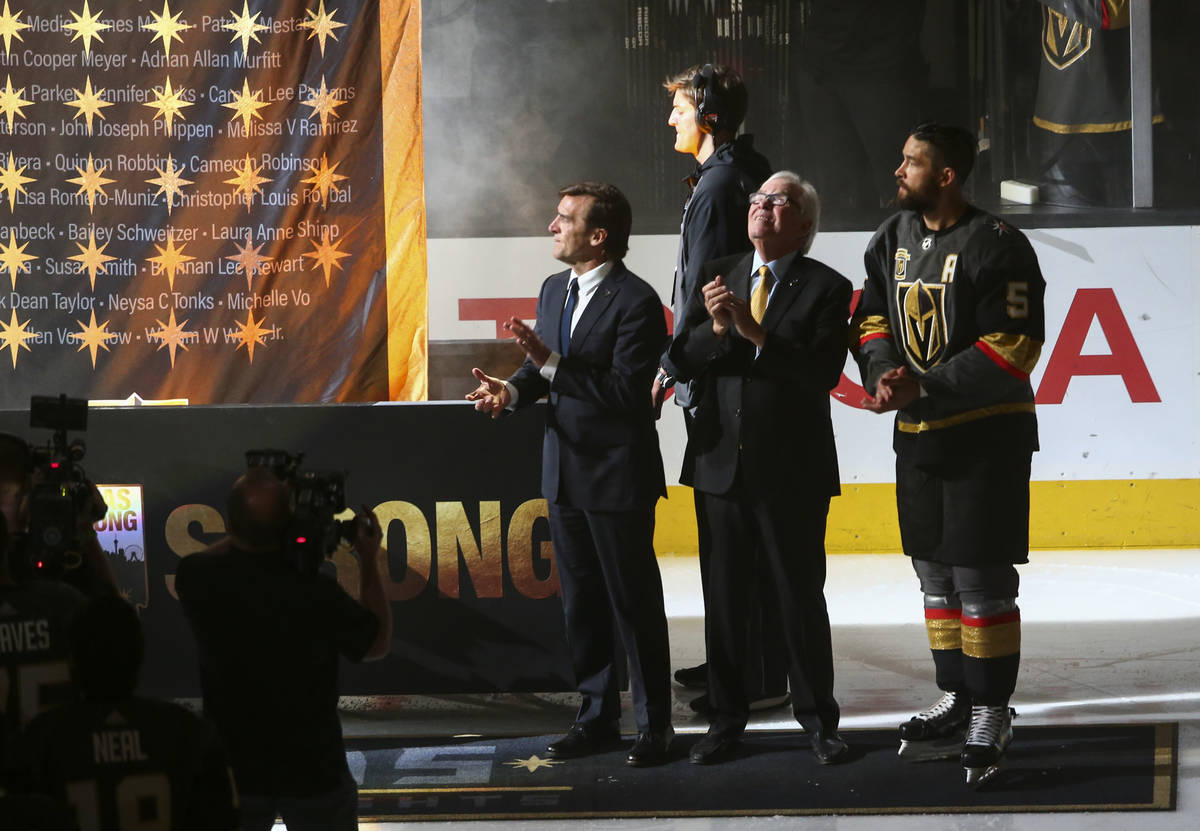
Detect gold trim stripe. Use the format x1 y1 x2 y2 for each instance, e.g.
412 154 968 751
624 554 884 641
897 402 1035 433
361 786 573 794
1153 722 1177 809
926 617 962 651
849 314 892 348
978 333 1042 376
381 0 429 400
1034 114 1165 135
961 620 1021 659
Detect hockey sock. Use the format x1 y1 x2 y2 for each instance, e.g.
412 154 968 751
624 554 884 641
961 607 1021 705
924 606 966 693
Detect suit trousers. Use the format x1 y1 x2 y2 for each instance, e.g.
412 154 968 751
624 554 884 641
701 487 839 735
548 502 672 734
684 408 789 698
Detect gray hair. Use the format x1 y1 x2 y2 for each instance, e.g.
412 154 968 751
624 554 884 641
764 170 820 254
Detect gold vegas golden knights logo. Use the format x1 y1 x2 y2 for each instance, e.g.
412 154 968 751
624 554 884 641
896 281 948 369
893 248 911 280
1042 8 1092 70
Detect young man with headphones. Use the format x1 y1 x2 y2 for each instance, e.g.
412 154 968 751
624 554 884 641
652 64 787 717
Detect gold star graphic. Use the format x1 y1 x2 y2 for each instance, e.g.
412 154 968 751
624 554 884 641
142 76 193 136
0 2 30 56
65 76 113 136
226 231 272 293
71 309 118 368
301 153 347 210
66 154 115 215
0 308 34 368
233 308 270 363
146 307 196 368
64 1 111 55
0 74 31 132
146 0 191 58
302 228 349 287
146 153 192 216
299 0 346 57
146 231 195 291
221 78 270 134
225 1 268 55
68 230 115 290
301 75 344 131
224 153 271 213
504 755 561 773
0 152 33 212
0 229 34 289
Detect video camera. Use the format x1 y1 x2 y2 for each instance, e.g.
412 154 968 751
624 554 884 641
24 395 106 579
244 449 357 576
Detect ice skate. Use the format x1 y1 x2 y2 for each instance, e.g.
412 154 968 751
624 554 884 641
961 705 1014 788
897 691 971 761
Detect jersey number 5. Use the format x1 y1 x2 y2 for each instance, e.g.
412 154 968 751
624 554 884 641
0 661 71 727
1007 282 1030 319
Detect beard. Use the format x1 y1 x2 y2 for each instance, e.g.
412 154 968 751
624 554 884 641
896 180 938 213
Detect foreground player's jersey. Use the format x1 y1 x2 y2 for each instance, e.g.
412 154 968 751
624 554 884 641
17 696 238 831
852 206 1046 456
0 581 85 741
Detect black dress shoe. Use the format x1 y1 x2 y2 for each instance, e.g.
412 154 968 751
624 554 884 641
626 727 674 767
546 724 622 759
689 727 742 765
810 730 850 765
673 663 708 689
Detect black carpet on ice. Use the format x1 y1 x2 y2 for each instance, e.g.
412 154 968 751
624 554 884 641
346 722 1176 822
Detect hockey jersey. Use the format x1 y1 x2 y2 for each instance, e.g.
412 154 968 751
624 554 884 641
851 206 1046 462
14 696 239 831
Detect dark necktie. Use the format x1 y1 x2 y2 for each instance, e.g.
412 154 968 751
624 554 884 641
560 277 578 356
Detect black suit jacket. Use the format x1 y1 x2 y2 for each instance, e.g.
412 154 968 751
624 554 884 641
668 251 852 499
509 261 668 512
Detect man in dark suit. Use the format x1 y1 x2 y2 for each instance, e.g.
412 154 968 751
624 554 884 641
668 172 853 765
468 182 673 767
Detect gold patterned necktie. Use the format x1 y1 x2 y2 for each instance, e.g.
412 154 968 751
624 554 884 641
751 264 773 323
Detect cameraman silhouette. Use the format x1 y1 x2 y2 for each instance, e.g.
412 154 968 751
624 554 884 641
0 432 116 775
176 466 390 831
10 594 239 831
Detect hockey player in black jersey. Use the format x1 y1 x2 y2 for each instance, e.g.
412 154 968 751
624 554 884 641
850 123 1046 787
10 594 239 830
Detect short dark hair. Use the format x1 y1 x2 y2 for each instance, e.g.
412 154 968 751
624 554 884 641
71 594 144 699
909 122 976 184
0 432 32 484
558 182 633 259
663 64 749 135
227 467 291 549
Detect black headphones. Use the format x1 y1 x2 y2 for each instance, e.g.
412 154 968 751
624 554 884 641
692 63 724 134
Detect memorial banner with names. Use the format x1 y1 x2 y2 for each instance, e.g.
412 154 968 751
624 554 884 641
0 0 426 405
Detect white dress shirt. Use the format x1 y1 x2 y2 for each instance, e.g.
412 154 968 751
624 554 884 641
507 260 615 406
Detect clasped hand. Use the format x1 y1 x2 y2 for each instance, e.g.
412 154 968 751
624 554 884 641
702 275 764 346
860 365 922 413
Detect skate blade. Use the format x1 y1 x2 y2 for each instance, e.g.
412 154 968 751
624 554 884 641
898 737 964 762
964 761 1003 789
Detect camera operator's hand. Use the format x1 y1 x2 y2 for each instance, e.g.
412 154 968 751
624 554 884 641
352 505 383 559
76 482 108 533
352 504 392 661
75 486 118 596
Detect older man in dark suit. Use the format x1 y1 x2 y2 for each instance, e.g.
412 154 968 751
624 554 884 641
668 171 852 765
468 182 673 767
